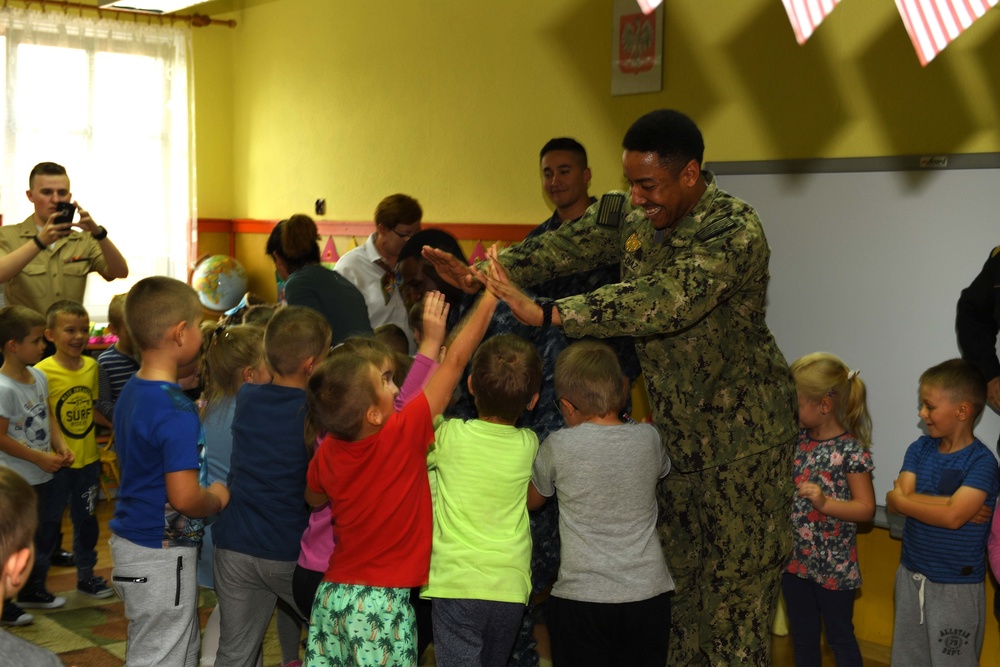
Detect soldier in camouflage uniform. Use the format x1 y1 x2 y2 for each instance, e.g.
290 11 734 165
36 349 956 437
426 110 797 665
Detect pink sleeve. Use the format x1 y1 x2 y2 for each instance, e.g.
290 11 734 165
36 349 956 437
394 353 439 411
990 499 1000 581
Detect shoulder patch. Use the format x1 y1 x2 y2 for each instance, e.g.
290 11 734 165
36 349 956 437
596 192 627 229
990 244 1000 258
695 218 738 242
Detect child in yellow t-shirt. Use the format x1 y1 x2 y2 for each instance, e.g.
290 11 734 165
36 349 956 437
35 300 113 599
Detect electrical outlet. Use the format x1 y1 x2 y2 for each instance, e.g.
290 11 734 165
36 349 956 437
315 199 326 216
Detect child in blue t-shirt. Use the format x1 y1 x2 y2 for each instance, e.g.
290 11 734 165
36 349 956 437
886 359 1000 666
109 277 229 667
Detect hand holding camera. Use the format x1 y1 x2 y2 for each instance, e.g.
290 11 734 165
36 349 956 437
55 201 76 225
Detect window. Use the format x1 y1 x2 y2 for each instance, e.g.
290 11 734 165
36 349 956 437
0 9 193 322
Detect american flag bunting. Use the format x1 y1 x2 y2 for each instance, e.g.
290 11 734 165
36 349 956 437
895 0 999 65
782 0 842 44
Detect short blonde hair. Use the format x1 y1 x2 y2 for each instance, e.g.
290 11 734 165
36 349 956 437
264 306 331 376
470 335 542 422
125 277 200 352
920 359 987 419
554 341 627 417
107 293 128 331
45 300 88 330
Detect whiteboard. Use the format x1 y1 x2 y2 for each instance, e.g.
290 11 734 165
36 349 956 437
711 155 1000 506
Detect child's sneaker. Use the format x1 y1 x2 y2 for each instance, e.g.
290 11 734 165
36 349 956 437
77 576 114 599
51 549 75 568
17 588 66 609
1 600 34 626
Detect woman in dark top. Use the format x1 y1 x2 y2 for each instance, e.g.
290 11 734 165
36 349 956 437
266 215 373 345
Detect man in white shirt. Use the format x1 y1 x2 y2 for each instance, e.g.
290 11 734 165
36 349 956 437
334 193 421 352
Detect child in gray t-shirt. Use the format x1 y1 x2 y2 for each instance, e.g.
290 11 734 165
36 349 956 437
529 341 673 667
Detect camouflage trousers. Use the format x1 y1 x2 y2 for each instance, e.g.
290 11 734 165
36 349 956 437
657 439 795 666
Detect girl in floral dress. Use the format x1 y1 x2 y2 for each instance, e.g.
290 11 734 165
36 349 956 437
783 352 876 667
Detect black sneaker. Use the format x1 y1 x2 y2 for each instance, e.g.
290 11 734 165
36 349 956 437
51 550 75 568
17 588 66 609
1 600 34 627
77 576 114 599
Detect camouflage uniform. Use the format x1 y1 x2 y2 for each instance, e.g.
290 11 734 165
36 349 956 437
450 201 641 667
496 172 798 666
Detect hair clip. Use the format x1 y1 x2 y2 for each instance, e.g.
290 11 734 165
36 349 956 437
848 369 860 380
211 325 229 347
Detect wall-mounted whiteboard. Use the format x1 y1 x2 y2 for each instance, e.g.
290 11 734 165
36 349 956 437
710 155 1000 506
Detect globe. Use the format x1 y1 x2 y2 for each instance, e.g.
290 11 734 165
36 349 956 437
192 255 249 312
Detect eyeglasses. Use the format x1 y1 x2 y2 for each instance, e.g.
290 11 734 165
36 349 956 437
385 225 419 240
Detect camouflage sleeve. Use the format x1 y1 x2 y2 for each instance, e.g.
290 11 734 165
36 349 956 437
496 198 622 288
555 217 769 338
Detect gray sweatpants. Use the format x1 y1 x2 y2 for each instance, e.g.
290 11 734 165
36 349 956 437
213 547 299 667
891 564 985 666
110 535 200 667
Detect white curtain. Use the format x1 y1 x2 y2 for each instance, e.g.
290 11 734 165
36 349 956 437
0 7 194 322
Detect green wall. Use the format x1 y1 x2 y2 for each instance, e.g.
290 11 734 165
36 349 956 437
192 0 1000 222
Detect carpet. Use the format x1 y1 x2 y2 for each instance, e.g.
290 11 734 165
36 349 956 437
5 566 284 667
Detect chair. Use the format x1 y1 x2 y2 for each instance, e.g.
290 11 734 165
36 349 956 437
97 432 120 501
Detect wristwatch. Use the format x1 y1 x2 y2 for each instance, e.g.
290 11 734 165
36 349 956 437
536 298 554 328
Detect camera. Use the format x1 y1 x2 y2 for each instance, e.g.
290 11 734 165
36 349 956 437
55 202 76 225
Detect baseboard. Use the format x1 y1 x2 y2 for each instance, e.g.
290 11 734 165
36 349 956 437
860 639 891 663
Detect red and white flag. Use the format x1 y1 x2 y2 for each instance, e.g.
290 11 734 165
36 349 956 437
636 0 663 15
896 0 999 66
782 0 842 44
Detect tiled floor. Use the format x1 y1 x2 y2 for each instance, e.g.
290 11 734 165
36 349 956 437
9 499 890 666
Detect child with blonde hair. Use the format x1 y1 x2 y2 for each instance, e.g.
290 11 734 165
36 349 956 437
211 307 331 667
96 293 138 422
528 340 671 667
886 359 999 666
784 352 875 667
194 324 305 667
304 290 493 666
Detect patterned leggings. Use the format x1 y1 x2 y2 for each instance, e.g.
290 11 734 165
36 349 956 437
306 582 417 667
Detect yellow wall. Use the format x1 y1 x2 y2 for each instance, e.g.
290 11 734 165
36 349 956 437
189 1 1000 658
192 0 1000 223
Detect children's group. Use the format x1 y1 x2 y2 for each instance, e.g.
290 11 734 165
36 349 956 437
0 109 999 667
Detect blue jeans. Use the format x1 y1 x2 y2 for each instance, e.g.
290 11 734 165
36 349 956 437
42 462 100 580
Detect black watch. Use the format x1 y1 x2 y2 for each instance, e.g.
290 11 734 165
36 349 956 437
536 298 554 328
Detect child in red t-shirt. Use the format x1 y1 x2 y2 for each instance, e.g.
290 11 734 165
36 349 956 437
304 290 496 666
